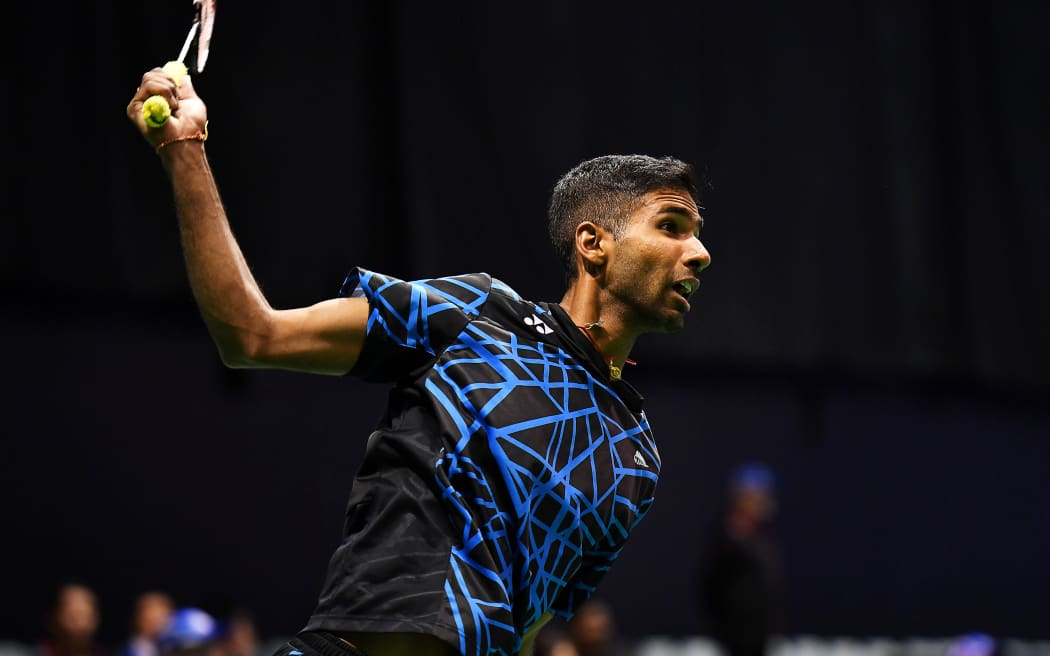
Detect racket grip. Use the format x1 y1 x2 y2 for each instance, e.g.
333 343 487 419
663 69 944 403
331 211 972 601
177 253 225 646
142 61 189 129
143 96 171 128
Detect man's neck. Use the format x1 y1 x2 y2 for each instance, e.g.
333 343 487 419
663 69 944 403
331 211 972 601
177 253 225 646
559 280 638 364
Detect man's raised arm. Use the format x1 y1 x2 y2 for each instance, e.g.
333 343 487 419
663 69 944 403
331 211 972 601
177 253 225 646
127 68 367 376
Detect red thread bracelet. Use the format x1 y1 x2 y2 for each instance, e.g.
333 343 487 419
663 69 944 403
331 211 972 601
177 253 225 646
156 121 209 153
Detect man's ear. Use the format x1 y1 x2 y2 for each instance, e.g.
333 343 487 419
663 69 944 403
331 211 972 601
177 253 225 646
575 221 608 276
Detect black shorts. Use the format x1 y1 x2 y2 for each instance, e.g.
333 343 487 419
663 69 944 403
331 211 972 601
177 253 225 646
271 632 368 656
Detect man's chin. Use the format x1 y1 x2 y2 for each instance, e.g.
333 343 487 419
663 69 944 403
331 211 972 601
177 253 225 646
630 303 689 334
654 311 687 333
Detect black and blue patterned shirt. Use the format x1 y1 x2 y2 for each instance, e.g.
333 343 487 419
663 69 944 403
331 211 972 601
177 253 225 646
305 269 661 656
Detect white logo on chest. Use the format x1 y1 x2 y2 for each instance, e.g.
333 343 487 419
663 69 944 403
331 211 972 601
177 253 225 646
523 314 554 335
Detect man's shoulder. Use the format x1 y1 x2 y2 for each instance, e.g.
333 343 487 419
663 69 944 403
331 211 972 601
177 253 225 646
488 276 524 302
342 267 536 304
412 273 538 323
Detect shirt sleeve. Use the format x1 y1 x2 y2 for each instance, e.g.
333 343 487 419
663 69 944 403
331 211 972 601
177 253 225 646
339 268 492 382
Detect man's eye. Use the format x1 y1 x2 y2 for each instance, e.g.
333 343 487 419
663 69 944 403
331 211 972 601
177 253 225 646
659 221 676 232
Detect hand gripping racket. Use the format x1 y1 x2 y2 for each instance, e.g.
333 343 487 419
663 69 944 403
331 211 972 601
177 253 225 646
142 0 217 128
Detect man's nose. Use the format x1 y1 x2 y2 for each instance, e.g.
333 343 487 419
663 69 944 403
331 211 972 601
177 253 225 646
685 239 712 272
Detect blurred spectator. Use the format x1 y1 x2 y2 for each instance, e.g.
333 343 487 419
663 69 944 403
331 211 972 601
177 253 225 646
533 619 579 656
122 592 175 656
39 582 108 656
567 598 630 656
156 608 223 656
214 610 258 656
696 462 784 656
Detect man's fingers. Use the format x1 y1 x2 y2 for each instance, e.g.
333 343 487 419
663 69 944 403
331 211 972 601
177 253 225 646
127 69 185 124
137 70 180 104
139 69 175 93
127 68 207 144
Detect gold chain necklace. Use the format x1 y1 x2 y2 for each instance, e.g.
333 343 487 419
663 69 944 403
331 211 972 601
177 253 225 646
576 320 636 380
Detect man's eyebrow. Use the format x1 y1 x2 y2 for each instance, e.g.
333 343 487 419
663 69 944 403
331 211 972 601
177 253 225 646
657 205 704 230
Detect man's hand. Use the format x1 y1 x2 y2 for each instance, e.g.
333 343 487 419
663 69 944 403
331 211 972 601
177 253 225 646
126 68 208 152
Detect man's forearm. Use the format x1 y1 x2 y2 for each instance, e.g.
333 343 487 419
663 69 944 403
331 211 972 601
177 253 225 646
162 142 273 366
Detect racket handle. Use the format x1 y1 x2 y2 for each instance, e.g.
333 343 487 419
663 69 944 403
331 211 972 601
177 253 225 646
142 61 189 129
143 96 171 128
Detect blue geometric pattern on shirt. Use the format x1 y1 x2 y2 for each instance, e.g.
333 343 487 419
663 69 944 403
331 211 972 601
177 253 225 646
340 269 491 355
426 320 659 656
342 270 659 656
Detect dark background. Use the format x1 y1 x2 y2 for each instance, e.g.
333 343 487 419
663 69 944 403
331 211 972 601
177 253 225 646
4 0 1049 645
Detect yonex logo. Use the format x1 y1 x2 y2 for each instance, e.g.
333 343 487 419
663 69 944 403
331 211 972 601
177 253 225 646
524 314 554 335
634 451 648 468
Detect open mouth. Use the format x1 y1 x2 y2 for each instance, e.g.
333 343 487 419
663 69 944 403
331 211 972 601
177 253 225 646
672 278 699 299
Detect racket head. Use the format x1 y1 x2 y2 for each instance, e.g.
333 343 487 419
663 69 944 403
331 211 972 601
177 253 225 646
192 0 216 73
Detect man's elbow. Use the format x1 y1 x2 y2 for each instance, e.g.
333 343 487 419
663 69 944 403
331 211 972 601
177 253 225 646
207 320 273 369
217 345 253 369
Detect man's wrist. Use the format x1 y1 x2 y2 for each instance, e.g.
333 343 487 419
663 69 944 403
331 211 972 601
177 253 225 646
156 120 209 154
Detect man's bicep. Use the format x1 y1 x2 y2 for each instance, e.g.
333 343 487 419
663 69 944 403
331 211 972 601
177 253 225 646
253 296 369 375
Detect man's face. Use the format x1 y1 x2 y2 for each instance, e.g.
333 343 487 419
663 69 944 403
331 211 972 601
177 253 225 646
603 188 711 333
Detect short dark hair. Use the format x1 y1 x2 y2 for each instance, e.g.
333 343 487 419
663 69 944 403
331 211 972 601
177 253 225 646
548 154 698 281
